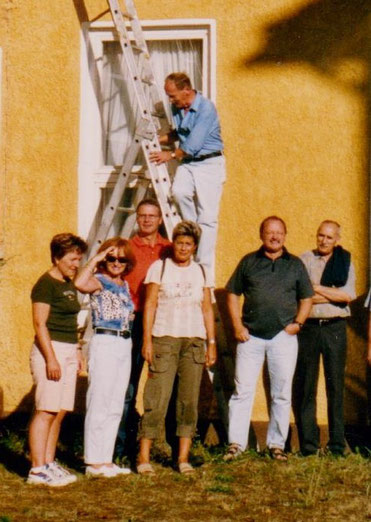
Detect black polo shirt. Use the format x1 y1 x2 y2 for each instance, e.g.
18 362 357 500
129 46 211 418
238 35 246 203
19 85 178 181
226 247 313 340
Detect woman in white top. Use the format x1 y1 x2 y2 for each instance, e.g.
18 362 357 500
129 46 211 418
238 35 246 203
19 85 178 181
137 221 216 475
75 237 135 477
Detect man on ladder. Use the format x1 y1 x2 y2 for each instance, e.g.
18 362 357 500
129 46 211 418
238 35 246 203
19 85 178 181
150 72 226 285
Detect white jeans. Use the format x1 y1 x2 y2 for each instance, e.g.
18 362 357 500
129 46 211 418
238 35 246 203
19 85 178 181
172 155 226 285
228 329 298 451
84 334 132 464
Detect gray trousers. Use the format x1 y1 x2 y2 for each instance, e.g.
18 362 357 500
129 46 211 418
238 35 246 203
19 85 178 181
140 336 205 439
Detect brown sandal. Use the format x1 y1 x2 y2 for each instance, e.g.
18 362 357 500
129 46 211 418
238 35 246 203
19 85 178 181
269 447 288 462
137 462 155 476
178 462 195 475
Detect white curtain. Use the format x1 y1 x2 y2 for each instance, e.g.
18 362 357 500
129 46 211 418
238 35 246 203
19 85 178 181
102 39 203 166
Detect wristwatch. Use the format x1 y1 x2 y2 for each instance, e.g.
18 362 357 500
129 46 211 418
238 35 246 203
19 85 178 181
294 320 304 330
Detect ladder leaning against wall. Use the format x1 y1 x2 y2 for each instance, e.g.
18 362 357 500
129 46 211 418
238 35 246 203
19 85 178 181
86 0 181 258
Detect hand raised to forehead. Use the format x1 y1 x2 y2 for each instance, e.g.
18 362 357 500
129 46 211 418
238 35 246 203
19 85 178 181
93 246 116 263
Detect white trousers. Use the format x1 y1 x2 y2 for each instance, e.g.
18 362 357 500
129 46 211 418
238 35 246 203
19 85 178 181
172 155 226 285
228 329 298 451
84 334 132 464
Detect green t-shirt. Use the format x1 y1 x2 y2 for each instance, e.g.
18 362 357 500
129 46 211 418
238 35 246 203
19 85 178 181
31 272 80 344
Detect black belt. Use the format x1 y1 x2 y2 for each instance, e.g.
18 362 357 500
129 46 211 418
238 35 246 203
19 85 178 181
185 151 223 163
95 327 131 339
305 317 345 326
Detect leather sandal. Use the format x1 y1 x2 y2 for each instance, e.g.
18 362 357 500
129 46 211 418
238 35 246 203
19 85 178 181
178 462 195 474
223 443 243 461
136 462 155 475
269 447 288 462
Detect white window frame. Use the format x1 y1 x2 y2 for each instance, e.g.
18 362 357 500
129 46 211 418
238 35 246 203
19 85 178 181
78 19 216 238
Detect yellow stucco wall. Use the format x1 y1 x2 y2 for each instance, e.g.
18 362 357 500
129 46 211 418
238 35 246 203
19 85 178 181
0 1 369 428
0 1 82 413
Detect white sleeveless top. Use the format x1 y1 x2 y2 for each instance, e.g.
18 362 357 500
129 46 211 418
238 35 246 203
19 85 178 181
144 259 211 339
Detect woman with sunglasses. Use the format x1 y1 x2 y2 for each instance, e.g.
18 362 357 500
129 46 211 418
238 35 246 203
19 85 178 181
75 237 136 477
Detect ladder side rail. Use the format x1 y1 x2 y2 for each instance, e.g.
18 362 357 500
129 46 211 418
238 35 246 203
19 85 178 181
101 0 180 243
126 3 172 130
88 138 142 256
107 0 158 134
141 141 181 237
125 0 163 103
109 0 172 129
119 173 150 238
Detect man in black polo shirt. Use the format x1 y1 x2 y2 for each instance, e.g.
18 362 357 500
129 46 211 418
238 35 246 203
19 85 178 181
224 216 313 462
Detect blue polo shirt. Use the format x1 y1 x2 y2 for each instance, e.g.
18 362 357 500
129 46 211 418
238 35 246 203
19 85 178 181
226 247 314 340
171 91 223 158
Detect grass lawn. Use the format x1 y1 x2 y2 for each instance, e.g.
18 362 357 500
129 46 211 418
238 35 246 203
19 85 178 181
0 417 369 522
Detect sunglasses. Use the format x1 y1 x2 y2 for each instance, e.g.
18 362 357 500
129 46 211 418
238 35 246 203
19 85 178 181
105 255 128 264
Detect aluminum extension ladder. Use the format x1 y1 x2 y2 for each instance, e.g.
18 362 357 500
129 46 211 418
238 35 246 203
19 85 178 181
86 0 181 257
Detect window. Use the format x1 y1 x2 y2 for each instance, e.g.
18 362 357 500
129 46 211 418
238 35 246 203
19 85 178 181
78 20 216 239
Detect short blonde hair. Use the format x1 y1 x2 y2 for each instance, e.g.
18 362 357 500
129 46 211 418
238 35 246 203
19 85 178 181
172 220 202 247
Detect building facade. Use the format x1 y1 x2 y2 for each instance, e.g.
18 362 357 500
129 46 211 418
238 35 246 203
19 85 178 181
0 0 369 438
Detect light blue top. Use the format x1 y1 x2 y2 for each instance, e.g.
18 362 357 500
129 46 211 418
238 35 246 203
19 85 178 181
171 91 224 158
90 274 134 330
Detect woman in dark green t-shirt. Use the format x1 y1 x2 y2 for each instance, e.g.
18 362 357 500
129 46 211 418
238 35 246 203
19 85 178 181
27 233 87 487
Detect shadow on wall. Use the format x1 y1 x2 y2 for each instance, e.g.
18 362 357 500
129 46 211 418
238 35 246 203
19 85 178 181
0 376 89 476
214 288 371 452
246 0 370 96
0 387 35 476
241 0 370 451
346 294 371 449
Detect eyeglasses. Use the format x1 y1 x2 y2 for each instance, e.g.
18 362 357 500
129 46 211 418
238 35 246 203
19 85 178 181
137 214 160 220
105 255 128 264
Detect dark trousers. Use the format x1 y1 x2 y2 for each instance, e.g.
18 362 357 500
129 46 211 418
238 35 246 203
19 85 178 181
296 319 347 454
115 312 144 459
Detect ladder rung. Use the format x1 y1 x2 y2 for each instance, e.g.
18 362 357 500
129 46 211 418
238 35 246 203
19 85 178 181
151 111 166 118
132 172 151 180
141 77 154 86
117 206 136 213
131 45 146 54
121 10 134 20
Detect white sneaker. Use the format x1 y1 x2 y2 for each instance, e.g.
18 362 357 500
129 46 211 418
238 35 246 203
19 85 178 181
47 461 77 485
85 465 118 478
27 466 66 487
112 464 131 475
